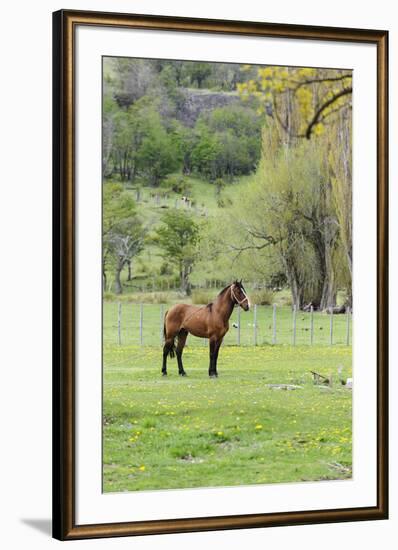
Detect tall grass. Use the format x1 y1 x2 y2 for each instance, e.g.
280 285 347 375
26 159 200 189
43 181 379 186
191 289 215 304
249 289 274 305
103 291 170 304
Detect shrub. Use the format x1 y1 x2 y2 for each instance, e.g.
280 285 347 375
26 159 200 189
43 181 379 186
249 289 274 305
132 292 169 304
191 289 215 305
162 175 192 195
103 292 170 304
276 293 292 307
216 196 232 208
160 262 173 275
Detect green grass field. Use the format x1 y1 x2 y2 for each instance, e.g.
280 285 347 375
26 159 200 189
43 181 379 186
103 343 352 493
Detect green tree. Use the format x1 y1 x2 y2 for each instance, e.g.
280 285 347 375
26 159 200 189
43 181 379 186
137 109 180 186
109 101 180 186
155 210 200 295
183 62 212 88
110 99 150 182
103 182 146 294
191 124 221 181
102 89 119 177
217 139 342 310
172 123 197 175
191 106 262 181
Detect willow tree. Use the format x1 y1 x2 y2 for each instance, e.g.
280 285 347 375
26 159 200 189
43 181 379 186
235 65 352 307
328 109 352 305
237 65 352 140
215 136 340 309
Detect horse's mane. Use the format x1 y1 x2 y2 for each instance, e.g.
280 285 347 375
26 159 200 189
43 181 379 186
217 285 230 296
205 282 243 309
204 283 233 310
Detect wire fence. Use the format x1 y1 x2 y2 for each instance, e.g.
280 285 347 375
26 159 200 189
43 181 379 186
104 302 352 347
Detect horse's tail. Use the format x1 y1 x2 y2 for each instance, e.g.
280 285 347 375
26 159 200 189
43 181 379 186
163 310 176 358
163 310 168 340
167 343 176 358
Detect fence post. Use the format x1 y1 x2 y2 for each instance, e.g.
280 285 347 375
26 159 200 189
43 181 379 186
346 306 350 345
272 304 277 345
139 303 144 346
292 305 297 346
160 304 164 344
329 307 333 345
237 306 241 346
253 304 258 346
310 305 314 345
117 302 121 346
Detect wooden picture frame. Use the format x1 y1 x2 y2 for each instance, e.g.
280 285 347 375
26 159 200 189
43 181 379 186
53 9 388 540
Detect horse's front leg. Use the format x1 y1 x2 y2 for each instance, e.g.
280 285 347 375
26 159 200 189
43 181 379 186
209 338 222 378
212 338 223 377
176 330 188 376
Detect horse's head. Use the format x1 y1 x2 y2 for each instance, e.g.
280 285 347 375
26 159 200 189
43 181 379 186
231 280 250 311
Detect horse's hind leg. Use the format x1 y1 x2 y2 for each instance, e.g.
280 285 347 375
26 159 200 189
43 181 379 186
161 343 168 376
162 338 175 376
176 330 188 376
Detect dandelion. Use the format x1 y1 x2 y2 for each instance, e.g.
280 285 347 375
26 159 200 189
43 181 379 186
139 465 146 471
255 424 263 430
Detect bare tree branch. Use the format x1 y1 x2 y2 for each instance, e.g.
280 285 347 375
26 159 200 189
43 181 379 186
292 73 352 90
272 84 352 140
305 87 352 139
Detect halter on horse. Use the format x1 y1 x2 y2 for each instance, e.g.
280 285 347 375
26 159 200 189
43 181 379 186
162 280 250 377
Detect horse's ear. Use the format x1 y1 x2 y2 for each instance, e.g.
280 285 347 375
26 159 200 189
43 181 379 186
239 279 242 285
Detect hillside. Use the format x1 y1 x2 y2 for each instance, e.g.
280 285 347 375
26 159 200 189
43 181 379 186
104 174 254 296
176 88 241 127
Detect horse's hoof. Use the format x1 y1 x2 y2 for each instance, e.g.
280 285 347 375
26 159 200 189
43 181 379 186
179 372 187 377
162 372 167 376
209 373 218 379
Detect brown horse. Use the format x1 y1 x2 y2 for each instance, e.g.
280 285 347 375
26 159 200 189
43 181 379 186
162 280 250 378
